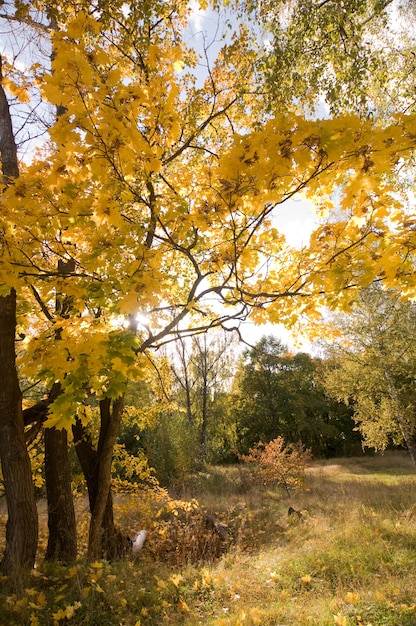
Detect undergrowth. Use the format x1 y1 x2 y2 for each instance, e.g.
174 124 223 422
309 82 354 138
0 452 415 625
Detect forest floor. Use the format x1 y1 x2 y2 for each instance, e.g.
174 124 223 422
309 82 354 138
1 452 415 625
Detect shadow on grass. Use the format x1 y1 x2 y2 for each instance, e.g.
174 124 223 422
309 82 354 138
309 450 416 476
169 453 416 558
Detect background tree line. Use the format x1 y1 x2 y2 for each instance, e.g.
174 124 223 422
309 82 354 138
120 285 416 487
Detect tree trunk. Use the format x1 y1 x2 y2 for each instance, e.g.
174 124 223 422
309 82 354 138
199 377 208 464
0 67 38 578
396 412 416 467
0 291 38 577
42 258 78 562
44 426 77 561
88 396 125 560
0 64 19 180
72 396 128 560
198 339 209 465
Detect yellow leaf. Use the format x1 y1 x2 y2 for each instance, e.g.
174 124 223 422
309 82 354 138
155 575 168 589
173 60 185 72
301 575 312 583
178 599 190 613
345 592 361 604
170 574 183 587
3 76 30 103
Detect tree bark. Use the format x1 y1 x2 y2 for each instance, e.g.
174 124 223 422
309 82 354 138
0 64 38 578
72 396 128 560
0 291 38 576
42 259 78 562
44 426 77 561
88 396 125 560
0 63 19 180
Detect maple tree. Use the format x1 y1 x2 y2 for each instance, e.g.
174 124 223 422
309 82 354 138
1 0 416 574
0 62 39 576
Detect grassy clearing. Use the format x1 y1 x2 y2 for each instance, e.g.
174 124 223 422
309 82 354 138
0 452 415 625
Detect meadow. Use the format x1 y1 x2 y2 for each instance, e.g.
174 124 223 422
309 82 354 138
1 452 415 625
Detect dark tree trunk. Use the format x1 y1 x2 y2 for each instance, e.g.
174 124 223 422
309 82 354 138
0 291 38 577
88 396 125 560
44 426 77 561
72 396 128 560
21 381 77 561
0 66 38 578
0 64 19 180
42 258 78 562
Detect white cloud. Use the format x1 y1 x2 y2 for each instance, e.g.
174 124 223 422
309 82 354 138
187 0 208 33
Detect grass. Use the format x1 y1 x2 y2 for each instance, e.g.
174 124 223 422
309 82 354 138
0 452 415 625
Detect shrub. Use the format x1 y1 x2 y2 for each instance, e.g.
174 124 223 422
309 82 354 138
239 436 311 493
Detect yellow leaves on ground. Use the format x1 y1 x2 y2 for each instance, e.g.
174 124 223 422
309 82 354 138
52 601 82 624
345 592 361 604
300 574 313 584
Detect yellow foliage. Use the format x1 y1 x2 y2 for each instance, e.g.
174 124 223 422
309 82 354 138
52 601 82 624
301 575 313 584
2 0 416 435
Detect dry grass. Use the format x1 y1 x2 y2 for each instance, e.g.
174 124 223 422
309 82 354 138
0 452 415 625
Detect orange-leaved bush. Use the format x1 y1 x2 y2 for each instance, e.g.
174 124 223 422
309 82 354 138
239 437 311 493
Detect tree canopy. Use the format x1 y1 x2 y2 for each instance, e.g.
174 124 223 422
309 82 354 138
1 1 416 428
241 0 416 117
232 336 357 456
320 287 416 465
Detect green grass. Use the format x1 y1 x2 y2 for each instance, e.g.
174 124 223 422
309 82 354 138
0 452 415 625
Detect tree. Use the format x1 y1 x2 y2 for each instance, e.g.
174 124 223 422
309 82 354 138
2 0 416 572
170 330 238 466
43 260 77 563
0 60 38 578
233 336 354 455
242 0 416 117
320 287 416 465
128 331 238 483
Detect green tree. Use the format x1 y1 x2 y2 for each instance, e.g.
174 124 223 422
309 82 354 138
242 0 416 117
233 336 355 455
321 287 416 465
131 331 238 484
170 331 238 466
